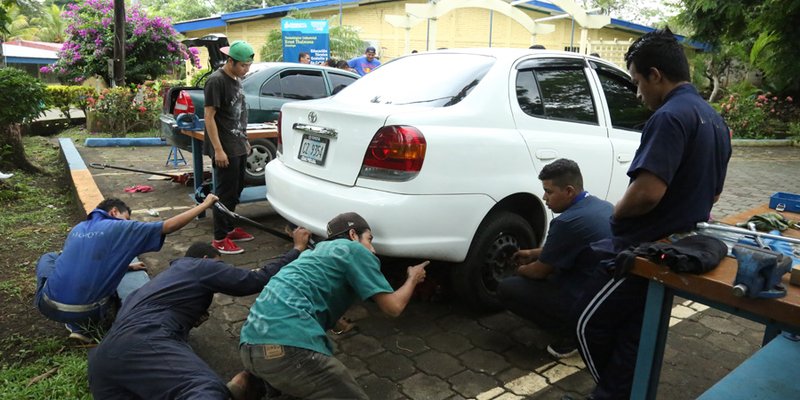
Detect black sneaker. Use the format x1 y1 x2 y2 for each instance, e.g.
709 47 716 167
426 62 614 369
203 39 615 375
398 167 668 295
547 337 578 359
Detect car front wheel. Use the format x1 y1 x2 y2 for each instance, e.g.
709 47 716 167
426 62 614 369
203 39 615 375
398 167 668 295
451 210 537 310
244 138 277 185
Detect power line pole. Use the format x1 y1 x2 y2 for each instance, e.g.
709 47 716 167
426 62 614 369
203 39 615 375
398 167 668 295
113 0 125 87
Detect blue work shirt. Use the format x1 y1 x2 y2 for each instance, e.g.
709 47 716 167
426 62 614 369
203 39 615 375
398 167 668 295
612 84 732 247
44 209 164 305
539 195 613 301
241 239 393 356
347 55 380 76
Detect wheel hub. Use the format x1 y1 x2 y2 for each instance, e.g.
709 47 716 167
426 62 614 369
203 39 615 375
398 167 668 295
481 231 520 291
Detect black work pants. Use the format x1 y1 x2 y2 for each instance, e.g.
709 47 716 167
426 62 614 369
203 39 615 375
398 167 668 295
573 266 649 400
497 275 574 337
212 154 247 240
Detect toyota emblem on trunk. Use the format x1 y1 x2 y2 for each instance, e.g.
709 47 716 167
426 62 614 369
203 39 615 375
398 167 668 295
308 112 318 123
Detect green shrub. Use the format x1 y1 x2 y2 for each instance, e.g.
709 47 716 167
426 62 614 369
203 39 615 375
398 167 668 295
191 68 211 88
86 84 161 135
0 68 48 128
45 86 97 121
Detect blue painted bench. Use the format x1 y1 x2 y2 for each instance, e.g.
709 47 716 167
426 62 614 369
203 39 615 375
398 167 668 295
698 334 800 399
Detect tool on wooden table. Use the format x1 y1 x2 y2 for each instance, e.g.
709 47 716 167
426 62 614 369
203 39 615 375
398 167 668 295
732 244 792 299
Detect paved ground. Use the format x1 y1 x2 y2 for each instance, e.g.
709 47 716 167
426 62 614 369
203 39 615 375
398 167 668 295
75 142 800 399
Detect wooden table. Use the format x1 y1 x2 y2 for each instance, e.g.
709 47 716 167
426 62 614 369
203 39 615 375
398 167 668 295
629 206 800 399
180 128 278 217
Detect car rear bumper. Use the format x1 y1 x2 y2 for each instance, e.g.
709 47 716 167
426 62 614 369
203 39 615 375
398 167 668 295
265 160 495 262
160 114 192 150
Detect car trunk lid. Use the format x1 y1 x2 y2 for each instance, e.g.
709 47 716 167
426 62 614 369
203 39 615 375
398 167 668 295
279 101 389 186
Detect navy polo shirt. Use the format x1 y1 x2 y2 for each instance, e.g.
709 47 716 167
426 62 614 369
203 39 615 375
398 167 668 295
612 84 732 246
44 209 165 305
539 195 613 300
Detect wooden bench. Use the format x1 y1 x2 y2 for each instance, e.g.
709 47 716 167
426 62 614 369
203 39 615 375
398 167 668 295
698 334 800 399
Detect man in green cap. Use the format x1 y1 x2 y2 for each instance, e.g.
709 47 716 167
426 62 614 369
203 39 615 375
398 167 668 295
204 40 256 255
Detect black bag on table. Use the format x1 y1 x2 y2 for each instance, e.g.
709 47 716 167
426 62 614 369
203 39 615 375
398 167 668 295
614 235 728 279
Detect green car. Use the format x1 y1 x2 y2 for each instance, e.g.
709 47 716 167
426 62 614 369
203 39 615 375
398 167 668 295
160 34 359 185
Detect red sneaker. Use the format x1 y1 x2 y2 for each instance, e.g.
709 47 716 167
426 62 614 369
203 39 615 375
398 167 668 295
212 237 244 255
227 227 254 242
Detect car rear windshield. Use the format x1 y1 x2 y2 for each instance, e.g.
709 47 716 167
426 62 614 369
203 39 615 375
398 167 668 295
334 53 495 107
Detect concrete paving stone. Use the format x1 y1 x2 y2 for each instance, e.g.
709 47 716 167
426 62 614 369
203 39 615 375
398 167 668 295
338 334 386 358
557 353 586 369
696 315 746 335
444 395 468 400
477 311 527 334
398 316 444 338
508 325 550 349
476 387 506 400
213 293 235 306
670 304 696 319
704 332 759 355
540 363 581 383
227 320 244 339
366 351 417 381
458 348 511 375
464 326 515 353
356 315 400 338
381 333 430 356
503 371 549 396
358 373 405 400
551 369 596 396
400 372 455 400
337 353 370 378
492 393 524 400
436 312 483 332
502 345 553 371
427 331 473 355
413 349 465 378
448 369 501 398
531 387 574 400
669 319 711 339
221 304 250 323
343 304 371 321
667 334 723 361
496 366 533 384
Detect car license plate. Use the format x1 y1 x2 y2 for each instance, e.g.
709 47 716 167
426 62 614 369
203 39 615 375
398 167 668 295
298 134 329 166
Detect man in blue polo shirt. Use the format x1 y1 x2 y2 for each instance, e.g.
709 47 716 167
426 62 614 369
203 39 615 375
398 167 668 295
35 195 218 342
573 28 732 399
498 159 612 359
239 212 428 399
347 46 380 76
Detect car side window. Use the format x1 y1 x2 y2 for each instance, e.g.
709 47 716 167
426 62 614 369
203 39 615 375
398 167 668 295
279 70 326 100
260 75 282 97
516 70 545 117
596 67 652 131
534 67 597 124
329 73 358 95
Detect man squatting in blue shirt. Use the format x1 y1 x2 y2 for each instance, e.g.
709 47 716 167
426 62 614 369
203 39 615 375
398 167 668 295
497 159 613 360
35 194 219 341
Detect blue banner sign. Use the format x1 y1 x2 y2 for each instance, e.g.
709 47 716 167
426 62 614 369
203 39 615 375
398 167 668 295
282 19 330 64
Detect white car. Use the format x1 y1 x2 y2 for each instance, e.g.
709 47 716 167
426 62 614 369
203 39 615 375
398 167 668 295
266 48 650 307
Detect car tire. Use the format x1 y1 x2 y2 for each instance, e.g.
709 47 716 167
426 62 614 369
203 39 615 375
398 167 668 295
244 138 277 185
451 210 537 311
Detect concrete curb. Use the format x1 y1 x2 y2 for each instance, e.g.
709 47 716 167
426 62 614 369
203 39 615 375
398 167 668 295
84 137 167 147
732 139 799 147
59 138 103 216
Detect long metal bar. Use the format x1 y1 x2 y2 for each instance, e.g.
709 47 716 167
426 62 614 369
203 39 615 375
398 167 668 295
697 222 800 245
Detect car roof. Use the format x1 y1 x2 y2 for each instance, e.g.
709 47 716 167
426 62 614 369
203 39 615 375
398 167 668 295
245 62 360 79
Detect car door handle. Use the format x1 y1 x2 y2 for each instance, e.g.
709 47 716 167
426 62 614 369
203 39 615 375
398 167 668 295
535 149 558 160
616 154 633 163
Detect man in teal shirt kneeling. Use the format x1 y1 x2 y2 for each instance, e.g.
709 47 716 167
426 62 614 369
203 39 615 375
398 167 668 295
238 212 428 399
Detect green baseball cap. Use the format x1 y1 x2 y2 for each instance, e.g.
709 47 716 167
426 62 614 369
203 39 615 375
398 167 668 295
221 40 254 63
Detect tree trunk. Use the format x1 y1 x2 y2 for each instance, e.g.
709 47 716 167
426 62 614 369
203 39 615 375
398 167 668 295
0 124 43 173
708 75 722 103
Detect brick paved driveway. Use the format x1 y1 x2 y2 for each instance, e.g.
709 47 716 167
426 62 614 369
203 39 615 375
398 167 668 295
78 144 800 399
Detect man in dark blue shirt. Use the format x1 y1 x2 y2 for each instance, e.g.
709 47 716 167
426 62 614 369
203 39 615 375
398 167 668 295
498 159 613 359
88 228 310 400
574 28 732 399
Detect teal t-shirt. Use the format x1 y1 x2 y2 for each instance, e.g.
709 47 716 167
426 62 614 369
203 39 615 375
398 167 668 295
240 239 393 355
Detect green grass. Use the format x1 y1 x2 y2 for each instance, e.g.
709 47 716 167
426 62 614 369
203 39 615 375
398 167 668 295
0 335 91 400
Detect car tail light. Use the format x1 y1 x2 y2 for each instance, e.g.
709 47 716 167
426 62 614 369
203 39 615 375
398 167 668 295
173 90 195 116
360 125 426 181
276 111 283 154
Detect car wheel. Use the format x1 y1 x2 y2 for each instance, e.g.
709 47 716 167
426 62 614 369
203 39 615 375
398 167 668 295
245 138 277 185
451 210 537 310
